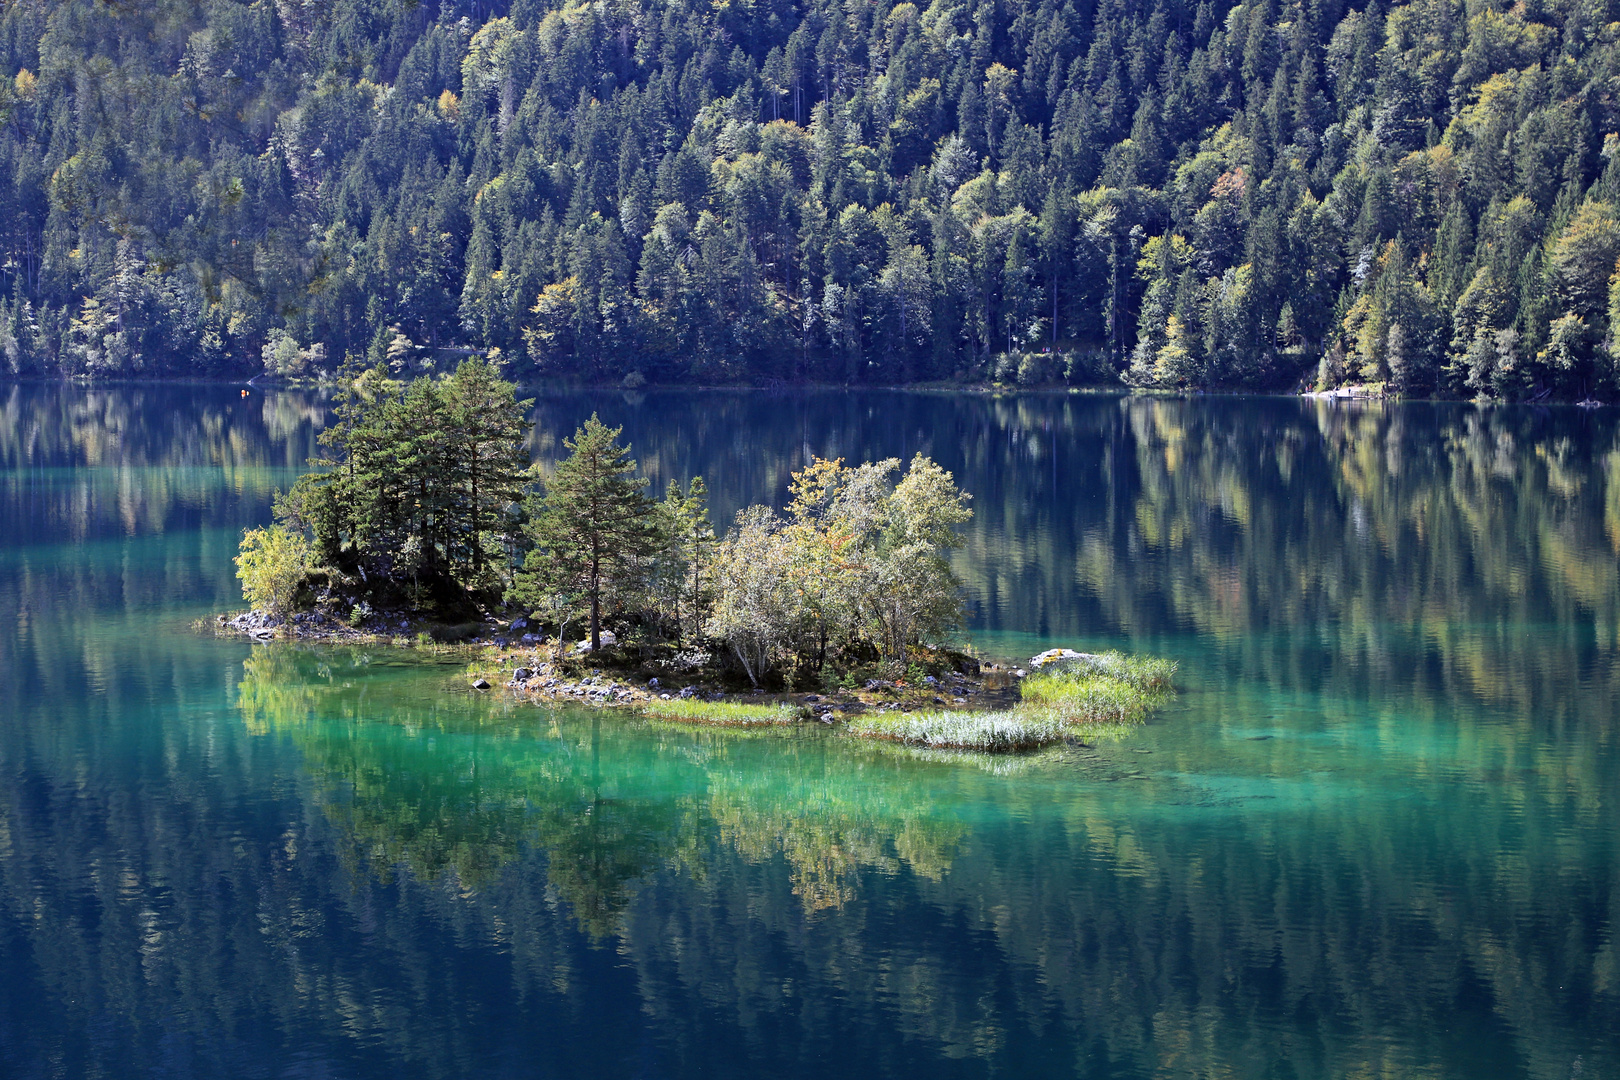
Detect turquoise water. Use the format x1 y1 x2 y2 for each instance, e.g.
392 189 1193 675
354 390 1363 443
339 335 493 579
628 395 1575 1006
1 383 1616 1079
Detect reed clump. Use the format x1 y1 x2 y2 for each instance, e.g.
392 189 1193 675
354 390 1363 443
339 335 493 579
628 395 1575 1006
846 708 1068 752
1020 653 1176 724
847 651 1177 751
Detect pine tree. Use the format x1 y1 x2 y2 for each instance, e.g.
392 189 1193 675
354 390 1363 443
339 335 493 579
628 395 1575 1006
274 360 530 609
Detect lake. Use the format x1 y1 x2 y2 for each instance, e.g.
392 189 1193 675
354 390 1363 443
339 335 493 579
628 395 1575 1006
1 383 1616 1079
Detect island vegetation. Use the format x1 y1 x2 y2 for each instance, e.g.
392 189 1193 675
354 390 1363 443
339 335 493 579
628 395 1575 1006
6 0 1620 400
230 362 1175 747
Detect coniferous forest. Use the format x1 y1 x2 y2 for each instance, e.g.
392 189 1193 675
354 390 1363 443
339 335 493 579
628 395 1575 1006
3 0 1620 396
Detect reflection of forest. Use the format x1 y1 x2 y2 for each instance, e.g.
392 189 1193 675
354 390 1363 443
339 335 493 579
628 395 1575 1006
0 384 324 543
1084 399 1620 714
2 388 1617 1078
229 644 1619 1079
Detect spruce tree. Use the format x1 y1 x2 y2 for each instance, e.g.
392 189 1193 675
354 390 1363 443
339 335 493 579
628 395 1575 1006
517 415 660 650
442 356 534 586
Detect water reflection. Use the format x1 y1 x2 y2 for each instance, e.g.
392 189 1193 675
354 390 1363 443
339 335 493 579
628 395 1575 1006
223 640 1620 1079
0 383 324 545
0 385 1615 1079
524 393 1620 693
237 644 970 922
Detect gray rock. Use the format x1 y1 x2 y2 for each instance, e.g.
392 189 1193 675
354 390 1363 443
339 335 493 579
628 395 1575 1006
573 630 617 651
471 678 490 690
513 668 533 681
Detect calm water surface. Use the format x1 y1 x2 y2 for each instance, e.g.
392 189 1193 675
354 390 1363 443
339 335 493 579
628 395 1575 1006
1 384 1616 1079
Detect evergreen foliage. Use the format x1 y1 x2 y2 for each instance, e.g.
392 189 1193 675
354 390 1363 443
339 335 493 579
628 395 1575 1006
278 355 532 609
10 0 1620 395
513 413 662 649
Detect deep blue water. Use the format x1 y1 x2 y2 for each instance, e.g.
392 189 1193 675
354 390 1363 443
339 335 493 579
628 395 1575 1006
1 383 1616 1079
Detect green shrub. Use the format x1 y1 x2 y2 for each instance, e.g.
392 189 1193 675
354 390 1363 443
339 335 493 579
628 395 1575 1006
234 525 313 616
1016 352 1056 386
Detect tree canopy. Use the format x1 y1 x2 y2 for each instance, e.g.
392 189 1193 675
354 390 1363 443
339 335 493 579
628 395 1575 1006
278 355 532 610
514 413 661 649
10 0 1620 398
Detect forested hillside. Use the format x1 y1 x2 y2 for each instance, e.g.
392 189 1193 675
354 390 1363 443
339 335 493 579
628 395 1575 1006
3 0 1620 396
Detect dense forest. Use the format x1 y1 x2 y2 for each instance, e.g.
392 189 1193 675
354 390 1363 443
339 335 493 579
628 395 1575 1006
3 0 1620 396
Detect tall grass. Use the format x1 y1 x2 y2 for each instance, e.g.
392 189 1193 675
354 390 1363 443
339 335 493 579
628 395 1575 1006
1020 653 1175 724
640 698 801 727
847 708 1070 752
1028 650 1177 690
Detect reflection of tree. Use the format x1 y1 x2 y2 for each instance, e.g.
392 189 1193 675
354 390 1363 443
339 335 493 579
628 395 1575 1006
705 742 966 912
237 646 970 926
238 645 695 934
6 388 1620 1078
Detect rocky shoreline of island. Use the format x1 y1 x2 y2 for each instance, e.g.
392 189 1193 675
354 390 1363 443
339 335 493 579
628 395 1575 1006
216 607 1175 752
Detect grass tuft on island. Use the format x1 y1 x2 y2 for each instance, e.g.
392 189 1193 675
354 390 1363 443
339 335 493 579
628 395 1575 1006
843 661 1173 752
1019 653 1177 724
639 698 800 726
847 708 1072 752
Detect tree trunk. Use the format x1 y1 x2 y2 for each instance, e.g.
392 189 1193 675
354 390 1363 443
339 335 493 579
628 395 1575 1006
734 642 758 687
589 541 601 650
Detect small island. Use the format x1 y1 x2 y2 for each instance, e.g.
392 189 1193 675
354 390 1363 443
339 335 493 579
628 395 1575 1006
224 359 1175 750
